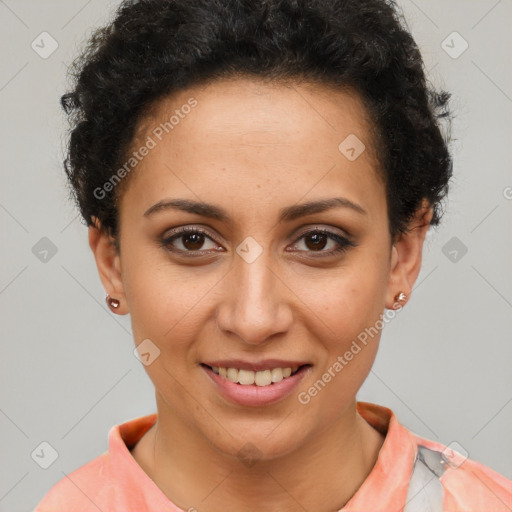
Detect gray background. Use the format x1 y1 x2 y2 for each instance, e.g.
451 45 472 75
1 0 511 510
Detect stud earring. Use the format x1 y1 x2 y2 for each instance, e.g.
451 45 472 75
393 291 407 309
106 295 120 312
394 292 407 303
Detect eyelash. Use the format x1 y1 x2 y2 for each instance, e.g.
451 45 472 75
159 226 356 258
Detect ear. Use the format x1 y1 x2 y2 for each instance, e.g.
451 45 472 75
88 217 128 315
385 200 433 309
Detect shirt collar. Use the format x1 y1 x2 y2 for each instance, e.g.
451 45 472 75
342 401 418 511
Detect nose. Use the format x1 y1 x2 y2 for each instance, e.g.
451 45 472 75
215 248 294 346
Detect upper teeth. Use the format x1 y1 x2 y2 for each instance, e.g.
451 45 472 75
211 366 299 386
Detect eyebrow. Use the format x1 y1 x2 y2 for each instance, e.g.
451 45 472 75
143 197 367 223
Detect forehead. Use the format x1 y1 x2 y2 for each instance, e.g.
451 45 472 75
120 77 385 222
137 76 379 159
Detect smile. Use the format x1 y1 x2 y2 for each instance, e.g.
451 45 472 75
201 363 311 407
210 365 301 386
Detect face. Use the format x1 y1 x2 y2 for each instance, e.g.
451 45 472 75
91 77 429 461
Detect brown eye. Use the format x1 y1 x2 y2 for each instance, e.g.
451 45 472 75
304 232 329 251
289 228 356 257
160 227 221 254
181 232 206 251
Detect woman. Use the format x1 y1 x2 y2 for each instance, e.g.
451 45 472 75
35 0 511 510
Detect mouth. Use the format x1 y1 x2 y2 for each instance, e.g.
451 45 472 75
201 363 308 386
201 362 311 407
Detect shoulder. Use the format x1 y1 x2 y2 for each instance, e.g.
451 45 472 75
33 414 161 512
33 453 111 512
32 448 158 512
411 433 512 511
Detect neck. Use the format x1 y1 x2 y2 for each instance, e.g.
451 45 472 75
133 397 385 512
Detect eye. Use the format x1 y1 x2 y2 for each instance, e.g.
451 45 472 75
160 226 356 258
288 228 356 257
160 226 222 255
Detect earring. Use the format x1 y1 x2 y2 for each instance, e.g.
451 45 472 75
394 292 407 302
106 295 120 311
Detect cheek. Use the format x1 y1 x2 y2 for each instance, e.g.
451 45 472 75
296 276 384 419
122 248 212 346
293 256 387 397
294 258 388 342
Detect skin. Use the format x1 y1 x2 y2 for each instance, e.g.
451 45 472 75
89 77 432 511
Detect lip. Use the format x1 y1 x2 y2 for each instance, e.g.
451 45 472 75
201 363 311 407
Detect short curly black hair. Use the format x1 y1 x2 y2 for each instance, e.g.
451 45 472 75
61 0 453 243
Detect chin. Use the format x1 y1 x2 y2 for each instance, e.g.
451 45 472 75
203 418 309 465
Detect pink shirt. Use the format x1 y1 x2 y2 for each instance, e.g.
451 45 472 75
34 402 512 511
